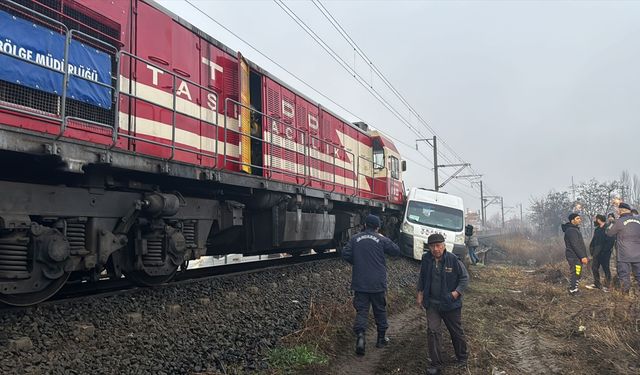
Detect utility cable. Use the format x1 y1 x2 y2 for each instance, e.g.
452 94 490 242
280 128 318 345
273 0 425 138
182 0 482 200
312 0 473 169
184 0 423 159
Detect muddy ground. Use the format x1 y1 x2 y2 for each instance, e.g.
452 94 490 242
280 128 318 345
279 236 640 375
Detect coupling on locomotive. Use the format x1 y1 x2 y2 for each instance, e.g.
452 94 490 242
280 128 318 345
0 0 408 305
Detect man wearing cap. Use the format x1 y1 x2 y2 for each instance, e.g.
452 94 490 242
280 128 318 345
606 202 640 295
342 214 400 356
562 213 589 294
417 233 469 371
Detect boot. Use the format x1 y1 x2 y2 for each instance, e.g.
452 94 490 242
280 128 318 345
376 332 389 348
355 332 365 356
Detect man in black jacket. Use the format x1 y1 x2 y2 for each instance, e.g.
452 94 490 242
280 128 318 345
342 214 400 356
587 214 615 291
562 213 589 294
417 233 469 371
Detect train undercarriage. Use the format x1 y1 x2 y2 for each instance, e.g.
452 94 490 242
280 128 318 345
0 0 405 306
0 147 401 306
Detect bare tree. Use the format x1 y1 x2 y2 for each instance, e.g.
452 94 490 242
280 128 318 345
529 190 573 238
620 170 632 202
529 174 633 239
486 212 502 229
576 179 620 234
632 174 640 208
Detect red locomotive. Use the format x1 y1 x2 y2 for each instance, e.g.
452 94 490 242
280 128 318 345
0 0 406 305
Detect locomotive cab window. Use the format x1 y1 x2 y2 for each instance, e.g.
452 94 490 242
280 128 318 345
373 138 384 169
373 149 385 169
389 156 400 179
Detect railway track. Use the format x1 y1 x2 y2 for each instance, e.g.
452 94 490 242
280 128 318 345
1 251 339 310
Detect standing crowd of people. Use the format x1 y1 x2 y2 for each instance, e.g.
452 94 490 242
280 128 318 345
563 202 640 295
341 203 639 373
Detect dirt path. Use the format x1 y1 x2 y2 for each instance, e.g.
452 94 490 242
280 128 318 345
509 325 564 374
329 306 425 375
299 263 640 375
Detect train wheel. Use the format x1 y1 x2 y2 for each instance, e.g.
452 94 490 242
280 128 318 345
120 224 185 287
0 272 70 307
0 225 72 306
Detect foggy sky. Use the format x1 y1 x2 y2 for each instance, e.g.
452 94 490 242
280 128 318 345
157 0 640 220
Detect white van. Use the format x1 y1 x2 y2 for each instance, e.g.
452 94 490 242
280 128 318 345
399 188 466 261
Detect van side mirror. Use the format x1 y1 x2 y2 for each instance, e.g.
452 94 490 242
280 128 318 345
401 160 407 172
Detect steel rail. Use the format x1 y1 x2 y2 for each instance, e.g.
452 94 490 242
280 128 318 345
0 251 340 311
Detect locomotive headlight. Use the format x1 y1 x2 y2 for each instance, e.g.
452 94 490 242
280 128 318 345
454 233 465 245
402 222 414 235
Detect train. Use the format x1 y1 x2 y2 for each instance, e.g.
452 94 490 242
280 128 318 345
0 0 406 306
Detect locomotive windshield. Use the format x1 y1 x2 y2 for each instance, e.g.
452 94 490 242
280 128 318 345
406 201 463 232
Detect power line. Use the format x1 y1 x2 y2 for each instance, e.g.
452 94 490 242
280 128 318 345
273 0 425 139
182 0 370 128
186 0 456 185
312 0 473 169
312 1 441 139
307 1 485 198
184 1 421 156
184 1 446 174
272 0 479 190
182 0 484 202
306 1 484 185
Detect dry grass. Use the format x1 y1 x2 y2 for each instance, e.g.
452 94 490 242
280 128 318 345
267 237 639 374
590 326 638 357
490 233 566 266
278 288 413 362
443 260 640 374
523 262 639 373
280 296 354 358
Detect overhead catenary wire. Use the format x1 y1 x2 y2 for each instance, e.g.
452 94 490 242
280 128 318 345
309 1 497 201
293 1 481 180
273 0 425 139
311 0 474 169
182 1 446 169
182 0 363 125
274 0 467 179
275 1 482 185
277 1 486 197
183 1 423 159
181 0 486 203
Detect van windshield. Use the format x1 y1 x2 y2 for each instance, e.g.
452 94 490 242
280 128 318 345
406 201 463 232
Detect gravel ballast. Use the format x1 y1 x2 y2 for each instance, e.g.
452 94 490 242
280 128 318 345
0 256 420 374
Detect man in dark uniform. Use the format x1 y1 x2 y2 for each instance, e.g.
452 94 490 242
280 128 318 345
417 233 469 371
606 202 640 295
562 213 588 294
342 214 400 356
